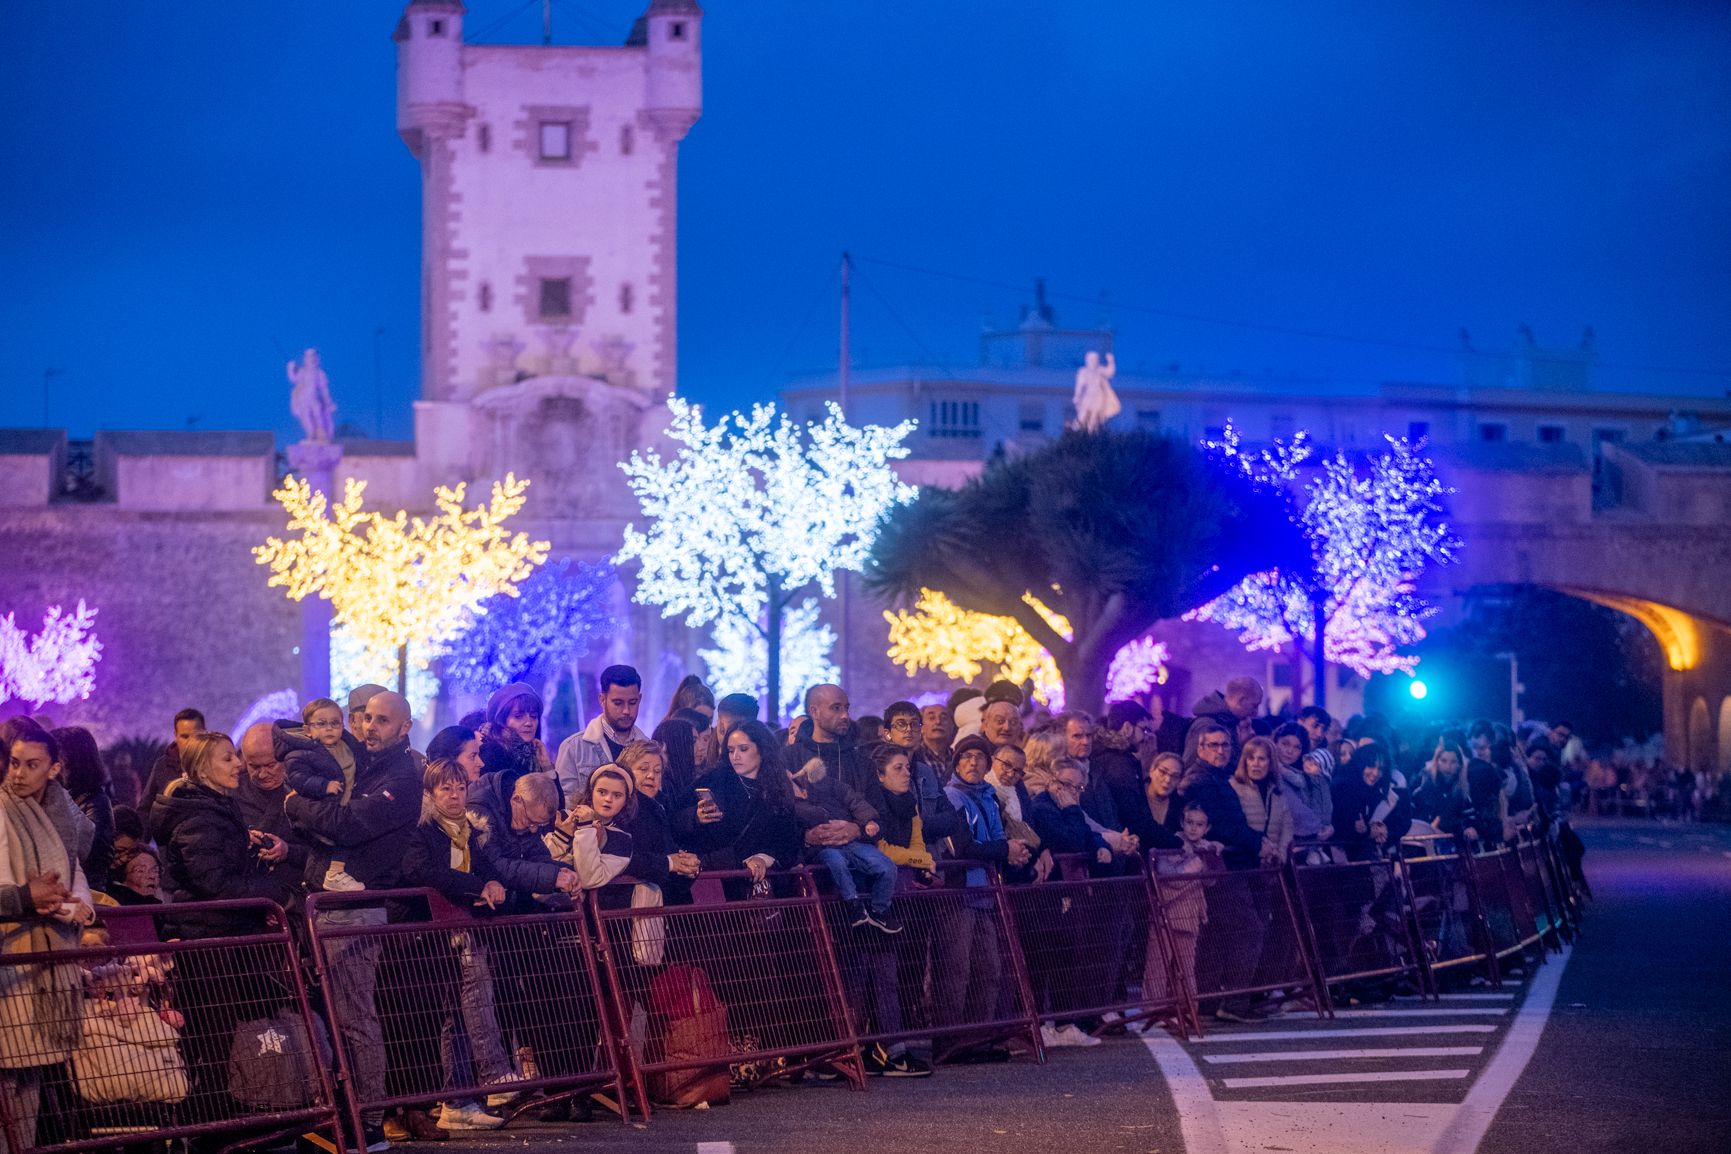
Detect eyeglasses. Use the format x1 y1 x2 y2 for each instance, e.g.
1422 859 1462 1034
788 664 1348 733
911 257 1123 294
1199 740 1231 751
1053 779 1085 792
887 719 917 732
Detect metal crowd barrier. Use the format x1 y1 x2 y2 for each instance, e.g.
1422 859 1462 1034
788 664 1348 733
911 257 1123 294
1289 851 1433 1004
0 899 339 1154
815 861 1043 1065
1401 842 1497 984
587 869 863 1117
1001 854 1194 1038
1148 855 1324 1030
304 888 629 1147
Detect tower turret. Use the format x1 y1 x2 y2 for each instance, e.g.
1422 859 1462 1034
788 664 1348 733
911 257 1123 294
641 0 702 143
395 0 468 158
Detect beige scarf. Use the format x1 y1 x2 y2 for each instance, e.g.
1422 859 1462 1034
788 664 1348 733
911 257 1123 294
0 790 83 1058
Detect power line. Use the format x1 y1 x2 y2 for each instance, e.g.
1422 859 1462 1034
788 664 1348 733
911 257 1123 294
851 253 1731 382
852 260 957 380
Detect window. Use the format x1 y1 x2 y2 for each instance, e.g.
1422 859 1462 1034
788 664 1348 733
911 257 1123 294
478 282 493 313
429 18 445 36
539 122 571 161
538 277 572 320
1538 424 1566 444
1478 422 1507 443
1136 408 1162 431
670 20 687 40
929 399 981 439
620 124 634 156
618 283 634 315
1407 420 1430 441
1018 402 1044 433
478 123 491 153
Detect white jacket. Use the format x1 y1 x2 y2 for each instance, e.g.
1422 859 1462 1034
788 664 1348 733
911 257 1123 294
553 718 648 806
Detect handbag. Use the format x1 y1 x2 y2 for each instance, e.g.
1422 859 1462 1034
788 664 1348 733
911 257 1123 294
647 965 730 1107
73 995 189 1105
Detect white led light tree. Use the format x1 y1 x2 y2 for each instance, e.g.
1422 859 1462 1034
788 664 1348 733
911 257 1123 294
698 599 838 720
0 601 103 708
617 397 917 719
1191 424 1461 705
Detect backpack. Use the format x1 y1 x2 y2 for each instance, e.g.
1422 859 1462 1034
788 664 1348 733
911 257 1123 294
228 1008 333 1110
646 965 730 1108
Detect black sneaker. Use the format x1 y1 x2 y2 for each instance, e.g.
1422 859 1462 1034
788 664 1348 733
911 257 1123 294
362 1125 392 1153
861 1044 889 1076
881 1052 934 1078
846 897 871 928
866 906 904 934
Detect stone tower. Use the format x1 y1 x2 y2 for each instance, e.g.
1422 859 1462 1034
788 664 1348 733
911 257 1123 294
393 0 702 553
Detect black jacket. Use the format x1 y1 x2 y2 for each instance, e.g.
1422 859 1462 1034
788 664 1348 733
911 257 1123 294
790 724 874 800
1330 775 1414 860
621 792 680 891
1089 745 1156 843
151 778 296 936
284 737 421 891
672 763 802 873
1028 792 1109 860
479 729 540 794
232 777 310 874
74 789 115 895
1177 762 1262 870
464 774 567 905
403 818 499 906
139 745 182 839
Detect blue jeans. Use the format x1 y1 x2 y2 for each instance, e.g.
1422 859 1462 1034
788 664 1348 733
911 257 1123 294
816 841 898 912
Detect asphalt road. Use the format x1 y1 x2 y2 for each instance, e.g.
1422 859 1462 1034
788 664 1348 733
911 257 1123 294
400 819 1730 1154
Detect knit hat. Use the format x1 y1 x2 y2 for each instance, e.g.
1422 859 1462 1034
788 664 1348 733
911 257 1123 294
1302 748 1336 778
346 683 389 714
949 734 996 774
486 682 543 728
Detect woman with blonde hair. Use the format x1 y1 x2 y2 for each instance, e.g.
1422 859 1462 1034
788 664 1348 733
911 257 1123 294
1021 728 1068 797
1230 737 1293 866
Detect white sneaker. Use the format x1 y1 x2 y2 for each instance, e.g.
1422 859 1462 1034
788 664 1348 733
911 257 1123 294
1059 1023 1101 1047
436 1103 505 1131
1039 1024 1072 1048
323 863 365 893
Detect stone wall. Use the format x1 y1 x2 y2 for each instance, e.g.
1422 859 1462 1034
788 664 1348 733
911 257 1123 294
0 506 298 744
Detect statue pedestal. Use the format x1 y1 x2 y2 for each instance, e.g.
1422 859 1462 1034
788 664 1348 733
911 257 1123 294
285 441 346 702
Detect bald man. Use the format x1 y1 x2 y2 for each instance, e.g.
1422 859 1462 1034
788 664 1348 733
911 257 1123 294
236 722 305 871
283 689 420 1146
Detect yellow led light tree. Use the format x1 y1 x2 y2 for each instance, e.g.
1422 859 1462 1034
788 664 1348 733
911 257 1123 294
255 475 551 694
885 588 1169 711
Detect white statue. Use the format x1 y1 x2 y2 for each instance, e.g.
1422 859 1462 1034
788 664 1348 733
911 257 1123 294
287 348 336 443
1071 350 1121 432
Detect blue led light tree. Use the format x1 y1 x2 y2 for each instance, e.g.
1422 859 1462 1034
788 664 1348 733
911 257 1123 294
1192 426 1461 707
440 558 618 693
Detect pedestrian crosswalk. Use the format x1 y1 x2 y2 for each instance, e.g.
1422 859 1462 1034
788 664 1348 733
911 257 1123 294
1174 985 1528 1104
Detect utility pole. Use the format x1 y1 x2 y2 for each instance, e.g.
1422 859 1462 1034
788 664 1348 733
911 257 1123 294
542 0 552 45
838 252 853 687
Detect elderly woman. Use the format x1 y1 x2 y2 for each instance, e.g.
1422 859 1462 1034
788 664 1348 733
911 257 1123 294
0 719 92 1151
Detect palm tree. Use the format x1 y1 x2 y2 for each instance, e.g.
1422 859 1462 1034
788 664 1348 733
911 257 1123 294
867 430 1303 714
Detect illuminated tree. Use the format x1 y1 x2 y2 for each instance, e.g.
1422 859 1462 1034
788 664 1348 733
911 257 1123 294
255 475 550 693
441 559 618 693
1190 425 1460 704
699 599 838 720
869 430 1299 715
0 601 102 708
884 588 1168 710
617 397 917 718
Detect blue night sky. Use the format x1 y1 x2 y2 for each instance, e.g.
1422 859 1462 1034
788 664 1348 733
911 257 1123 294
3 1 1728 443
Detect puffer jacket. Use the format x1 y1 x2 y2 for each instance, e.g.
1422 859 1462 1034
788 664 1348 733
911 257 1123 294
1281 766 1332 840
1229 776 1293 863
151 778 296 936
271 720 365 803
283 737 421 892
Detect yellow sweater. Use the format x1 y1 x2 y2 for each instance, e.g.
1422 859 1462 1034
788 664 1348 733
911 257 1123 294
877 813 934 871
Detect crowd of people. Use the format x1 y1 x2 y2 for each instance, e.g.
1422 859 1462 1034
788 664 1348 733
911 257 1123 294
0 668 1595 1152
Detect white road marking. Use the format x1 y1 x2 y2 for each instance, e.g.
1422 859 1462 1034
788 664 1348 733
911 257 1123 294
1331 1006 1508 1017
696 1144 737 1154
1203 1045 1484 1064
1395 991 1517 1001
1433 944 1571 1152
1196 1023 1498 1042
1220 1068 1472 1089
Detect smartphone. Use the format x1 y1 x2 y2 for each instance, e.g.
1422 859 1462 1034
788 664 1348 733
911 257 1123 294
695 787 717 809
